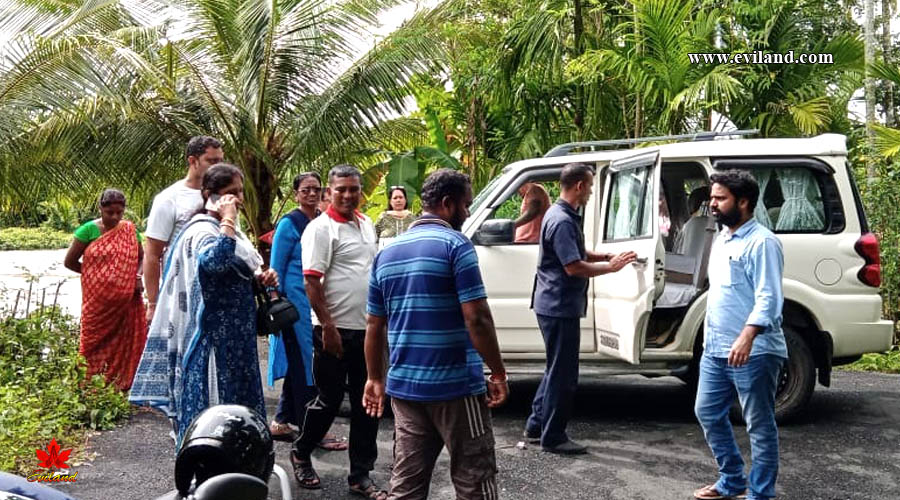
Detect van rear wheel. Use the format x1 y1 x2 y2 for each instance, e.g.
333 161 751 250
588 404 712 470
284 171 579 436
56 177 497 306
773 327 816 422
728 327 816 424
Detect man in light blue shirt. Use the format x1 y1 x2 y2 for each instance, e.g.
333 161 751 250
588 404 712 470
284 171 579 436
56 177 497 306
694 170 787 500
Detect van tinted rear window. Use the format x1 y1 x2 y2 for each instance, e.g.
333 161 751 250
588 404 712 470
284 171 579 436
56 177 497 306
712 158 845 234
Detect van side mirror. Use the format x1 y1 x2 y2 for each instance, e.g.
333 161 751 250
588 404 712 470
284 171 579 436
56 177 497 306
473 219 515 245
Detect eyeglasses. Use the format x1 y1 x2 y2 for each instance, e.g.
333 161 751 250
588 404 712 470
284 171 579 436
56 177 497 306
298 187 322 194
390 186 405 190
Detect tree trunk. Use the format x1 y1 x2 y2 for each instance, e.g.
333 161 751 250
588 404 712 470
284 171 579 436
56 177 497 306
865 0 877 181
573 0 585 139
242 154 276 261
882 0 895 127
633 2 643 138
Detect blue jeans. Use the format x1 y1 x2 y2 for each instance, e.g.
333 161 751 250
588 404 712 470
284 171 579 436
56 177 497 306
526 315 580 448
694 353 785 500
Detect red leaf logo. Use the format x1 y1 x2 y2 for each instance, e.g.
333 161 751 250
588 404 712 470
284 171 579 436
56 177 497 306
35 439 72 470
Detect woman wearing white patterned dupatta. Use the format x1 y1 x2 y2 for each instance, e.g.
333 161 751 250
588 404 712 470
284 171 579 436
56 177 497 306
130 164 277 447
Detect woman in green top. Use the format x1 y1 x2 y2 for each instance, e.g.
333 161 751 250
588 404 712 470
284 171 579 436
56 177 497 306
64 189 147 391
374 185 416 241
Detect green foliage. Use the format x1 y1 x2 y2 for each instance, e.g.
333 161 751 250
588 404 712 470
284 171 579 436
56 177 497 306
849 131 900 343
384 151 424 204
493 195 523 220
38 197 92 232
0 0 450 240
844 347 900 374
873 124 900 159
0 227 71 250
0 307 132 474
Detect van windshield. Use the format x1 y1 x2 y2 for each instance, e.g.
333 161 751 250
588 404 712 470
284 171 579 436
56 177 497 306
470 174 504 215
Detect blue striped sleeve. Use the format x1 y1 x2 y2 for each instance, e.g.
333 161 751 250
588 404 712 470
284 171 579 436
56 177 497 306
367 255 387 317
451 238 487 303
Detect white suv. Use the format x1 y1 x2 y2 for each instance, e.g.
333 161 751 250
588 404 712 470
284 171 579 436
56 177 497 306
462 132 892 421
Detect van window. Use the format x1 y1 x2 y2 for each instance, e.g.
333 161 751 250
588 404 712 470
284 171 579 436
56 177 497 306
488 178 559 244
662 163 709 253
750 168 825 232
604 165 654 241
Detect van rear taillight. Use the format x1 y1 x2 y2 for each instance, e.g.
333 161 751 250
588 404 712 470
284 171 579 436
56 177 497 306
854 232 881 287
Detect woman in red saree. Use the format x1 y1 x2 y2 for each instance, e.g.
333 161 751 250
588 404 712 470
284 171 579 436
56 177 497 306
64 189 147 391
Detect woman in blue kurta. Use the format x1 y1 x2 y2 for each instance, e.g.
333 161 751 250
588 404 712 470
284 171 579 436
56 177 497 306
130 164 278 446
267 172 349 450
267 172 319 436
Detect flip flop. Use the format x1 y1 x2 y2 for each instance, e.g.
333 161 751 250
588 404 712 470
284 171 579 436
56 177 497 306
693 484 747 499
317 433 349 451
349 476 387 500
269 421 298 443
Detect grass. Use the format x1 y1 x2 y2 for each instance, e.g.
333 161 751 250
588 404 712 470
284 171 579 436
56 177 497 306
0 307 132 474
842 347 900 374
0 227 71 251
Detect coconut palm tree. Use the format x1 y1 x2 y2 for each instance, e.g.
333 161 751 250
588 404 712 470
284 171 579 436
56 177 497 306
0 0 448 236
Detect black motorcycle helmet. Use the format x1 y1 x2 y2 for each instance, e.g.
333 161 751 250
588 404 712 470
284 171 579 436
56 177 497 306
174 405 274 497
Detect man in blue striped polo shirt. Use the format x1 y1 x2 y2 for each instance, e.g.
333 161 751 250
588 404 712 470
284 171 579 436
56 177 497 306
364 169 508 500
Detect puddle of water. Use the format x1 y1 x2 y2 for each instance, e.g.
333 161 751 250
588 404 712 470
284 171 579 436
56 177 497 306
0 249 82 318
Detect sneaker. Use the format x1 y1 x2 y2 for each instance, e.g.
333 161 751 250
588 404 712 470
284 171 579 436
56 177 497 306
542 439 588 455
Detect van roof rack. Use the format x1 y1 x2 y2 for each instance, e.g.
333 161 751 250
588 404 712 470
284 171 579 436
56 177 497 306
542 129 759 157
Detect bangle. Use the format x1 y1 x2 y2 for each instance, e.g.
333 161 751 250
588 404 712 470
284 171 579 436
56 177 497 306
487 372 508 383
220 222 235 230
221 217 235 225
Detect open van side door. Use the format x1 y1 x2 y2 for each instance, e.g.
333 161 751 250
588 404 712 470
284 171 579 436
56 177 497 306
592 151 665 364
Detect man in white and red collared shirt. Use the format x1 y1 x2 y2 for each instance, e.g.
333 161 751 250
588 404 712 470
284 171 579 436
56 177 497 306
290 164 384 498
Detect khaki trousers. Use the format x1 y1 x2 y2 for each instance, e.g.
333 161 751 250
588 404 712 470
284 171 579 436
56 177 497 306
389 395 499 500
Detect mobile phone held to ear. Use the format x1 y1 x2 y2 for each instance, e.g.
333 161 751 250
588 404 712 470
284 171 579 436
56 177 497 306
205 193 221 212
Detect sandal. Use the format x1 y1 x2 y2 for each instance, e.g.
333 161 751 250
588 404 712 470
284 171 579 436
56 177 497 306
693 484 747 500
317 432 349 451
269 421 298 443
290 453 321 490
349 476 388 500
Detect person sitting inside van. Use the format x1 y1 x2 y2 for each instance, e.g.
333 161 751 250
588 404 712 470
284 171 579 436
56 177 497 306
674 185 710 254
514 182 552 243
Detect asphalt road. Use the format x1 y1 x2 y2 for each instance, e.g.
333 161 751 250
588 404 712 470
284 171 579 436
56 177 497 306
51 366 900 500
4 251 897 499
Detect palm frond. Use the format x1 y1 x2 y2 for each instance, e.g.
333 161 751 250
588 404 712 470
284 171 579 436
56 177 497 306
787 96 832 135
873 125 900 159
871 61 900 88
288 1 453 164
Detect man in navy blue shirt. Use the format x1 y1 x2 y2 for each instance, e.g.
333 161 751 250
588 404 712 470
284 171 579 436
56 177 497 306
526 162 637 455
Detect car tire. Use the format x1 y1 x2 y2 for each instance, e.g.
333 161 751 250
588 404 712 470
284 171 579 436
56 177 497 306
728 327 816 424
773 327 816 422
